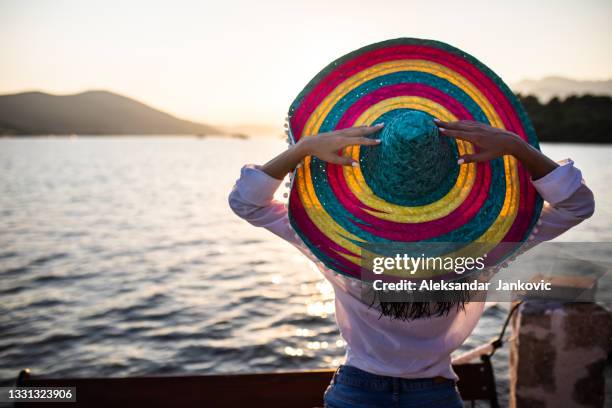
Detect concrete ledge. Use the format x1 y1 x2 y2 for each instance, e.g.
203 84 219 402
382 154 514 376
510 301 612 408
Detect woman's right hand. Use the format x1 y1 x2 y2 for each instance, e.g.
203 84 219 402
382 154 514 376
297 124 384 166
261 124 384 180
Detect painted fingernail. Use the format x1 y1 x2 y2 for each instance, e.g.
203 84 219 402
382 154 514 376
374 139 382 143
457 159 465 165
351 161 359 167
376 123 384 127
439 128 445 132
433 118 440 123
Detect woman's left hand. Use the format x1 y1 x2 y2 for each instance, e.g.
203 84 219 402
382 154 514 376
434 119 523 164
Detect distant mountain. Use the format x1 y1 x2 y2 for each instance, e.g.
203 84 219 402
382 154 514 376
0 90 219 136
221 123 283 138
512 77 612 102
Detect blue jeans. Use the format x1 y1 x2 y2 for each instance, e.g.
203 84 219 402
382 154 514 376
324 365 463 408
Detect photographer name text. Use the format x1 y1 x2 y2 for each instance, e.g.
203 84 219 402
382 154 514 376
373 279 552 292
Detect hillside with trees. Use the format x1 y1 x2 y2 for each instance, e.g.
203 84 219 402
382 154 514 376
519 94 612 143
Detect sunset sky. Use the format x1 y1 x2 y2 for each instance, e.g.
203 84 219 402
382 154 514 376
1 0 611 127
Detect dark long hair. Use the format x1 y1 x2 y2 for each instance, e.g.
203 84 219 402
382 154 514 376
365 275 488 320
376 300 468 321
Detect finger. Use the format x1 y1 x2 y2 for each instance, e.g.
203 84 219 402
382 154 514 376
458 151 496 164
324 155 357 167
434 119 478 131
334 126 364 137
438 128 477 143
343 123 384 137
343 137 381 147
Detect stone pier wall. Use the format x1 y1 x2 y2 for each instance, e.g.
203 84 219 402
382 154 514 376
510 301 612 408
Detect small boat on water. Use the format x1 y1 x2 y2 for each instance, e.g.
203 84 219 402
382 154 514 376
14 358 499 407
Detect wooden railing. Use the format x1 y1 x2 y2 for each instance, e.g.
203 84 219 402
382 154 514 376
15 361 498 407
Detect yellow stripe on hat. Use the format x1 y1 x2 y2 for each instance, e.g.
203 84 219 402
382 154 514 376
343 96 476 222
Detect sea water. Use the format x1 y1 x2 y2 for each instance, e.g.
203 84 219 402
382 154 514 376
1 137 610 404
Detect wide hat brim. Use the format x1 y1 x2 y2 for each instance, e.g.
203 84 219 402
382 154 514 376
287 38 542 282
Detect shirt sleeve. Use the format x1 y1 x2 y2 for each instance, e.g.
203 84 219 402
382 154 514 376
528 159 595 244
228 164 304 247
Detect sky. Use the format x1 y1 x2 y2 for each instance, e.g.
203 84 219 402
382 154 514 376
1 0 611 127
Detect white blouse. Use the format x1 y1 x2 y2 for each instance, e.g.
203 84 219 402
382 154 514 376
228 159 594 380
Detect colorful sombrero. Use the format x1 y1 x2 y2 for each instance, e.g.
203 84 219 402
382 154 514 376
286 38 542 282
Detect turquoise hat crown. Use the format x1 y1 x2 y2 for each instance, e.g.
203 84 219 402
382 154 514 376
360 110 456 205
